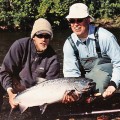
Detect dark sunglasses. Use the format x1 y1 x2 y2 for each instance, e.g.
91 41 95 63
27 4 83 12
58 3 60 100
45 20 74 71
68 18 85 24
35 34 51 39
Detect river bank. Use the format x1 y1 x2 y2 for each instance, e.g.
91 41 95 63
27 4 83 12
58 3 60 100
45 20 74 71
95 17 120 28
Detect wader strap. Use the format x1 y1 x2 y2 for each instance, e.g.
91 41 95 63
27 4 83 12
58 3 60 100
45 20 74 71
68 36 85 77
94 27 102 58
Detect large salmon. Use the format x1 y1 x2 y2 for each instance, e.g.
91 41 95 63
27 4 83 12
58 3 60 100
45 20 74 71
14 77 96 113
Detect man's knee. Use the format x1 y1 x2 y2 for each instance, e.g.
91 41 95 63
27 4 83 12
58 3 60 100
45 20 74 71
86 65 112 93
95 63 113 75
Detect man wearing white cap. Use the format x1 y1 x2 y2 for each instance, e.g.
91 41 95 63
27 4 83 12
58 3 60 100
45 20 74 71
63 3 120 102
0 18 60 109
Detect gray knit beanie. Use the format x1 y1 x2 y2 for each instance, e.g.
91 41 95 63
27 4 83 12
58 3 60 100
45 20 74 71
31 18 53 39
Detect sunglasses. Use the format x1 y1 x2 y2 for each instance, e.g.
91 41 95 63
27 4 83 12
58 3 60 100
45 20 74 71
68 18 85 24
35 34 51 39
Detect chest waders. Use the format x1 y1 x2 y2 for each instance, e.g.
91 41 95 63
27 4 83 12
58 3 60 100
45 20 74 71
68 27 112 93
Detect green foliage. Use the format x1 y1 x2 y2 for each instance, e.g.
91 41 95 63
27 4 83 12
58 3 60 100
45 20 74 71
0 0 39 29
37 0 78 27
92 0 120 18
0 0 120 29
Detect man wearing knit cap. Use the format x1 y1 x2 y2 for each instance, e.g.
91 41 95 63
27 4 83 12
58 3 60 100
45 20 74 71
0 18 60 110
62 3 120 103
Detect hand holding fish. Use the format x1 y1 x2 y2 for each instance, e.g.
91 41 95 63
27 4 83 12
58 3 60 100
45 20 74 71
62 90 79 104
7 88 18 109
102 86 116 98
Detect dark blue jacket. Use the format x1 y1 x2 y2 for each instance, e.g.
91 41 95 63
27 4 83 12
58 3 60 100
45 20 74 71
0 37 60 90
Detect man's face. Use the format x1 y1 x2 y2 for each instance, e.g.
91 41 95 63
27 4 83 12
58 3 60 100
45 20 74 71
68 17 90 38
33 33 51 52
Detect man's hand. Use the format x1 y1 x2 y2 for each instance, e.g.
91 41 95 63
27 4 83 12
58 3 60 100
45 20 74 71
102 86 116 98
62 91 79 104
7 88 18 109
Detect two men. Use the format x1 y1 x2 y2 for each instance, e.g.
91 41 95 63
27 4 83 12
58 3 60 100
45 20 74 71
63 3 120 100
0 2 120 111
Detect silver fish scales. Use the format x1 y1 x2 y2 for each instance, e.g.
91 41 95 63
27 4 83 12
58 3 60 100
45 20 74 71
14 77 96 113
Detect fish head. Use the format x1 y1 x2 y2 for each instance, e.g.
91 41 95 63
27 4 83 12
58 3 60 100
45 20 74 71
74 77 96 94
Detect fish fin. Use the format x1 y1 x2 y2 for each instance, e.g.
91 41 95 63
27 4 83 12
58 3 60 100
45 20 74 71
19 104 28 113
39 103 48 114
36 77 47 84
74 88 82 99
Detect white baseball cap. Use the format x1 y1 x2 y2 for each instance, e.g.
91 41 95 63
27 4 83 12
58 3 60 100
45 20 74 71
66 3 94 21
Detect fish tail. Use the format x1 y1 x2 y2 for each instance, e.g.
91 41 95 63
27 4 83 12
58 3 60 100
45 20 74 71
39 103 48 114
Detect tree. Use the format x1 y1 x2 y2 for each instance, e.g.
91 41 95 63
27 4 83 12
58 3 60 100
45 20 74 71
0 0 119 30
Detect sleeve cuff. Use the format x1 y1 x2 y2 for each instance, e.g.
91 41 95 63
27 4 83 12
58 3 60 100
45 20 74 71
7 87 13 92
109 81 117 88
